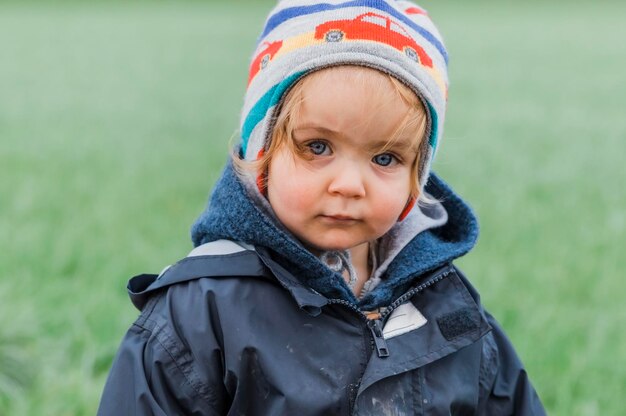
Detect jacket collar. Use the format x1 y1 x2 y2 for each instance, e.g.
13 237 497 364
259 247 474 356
127 246 331 315
191 162 479 310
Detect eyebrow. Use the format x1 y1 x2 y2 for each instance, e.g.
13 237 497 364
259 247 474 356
292 125 339 135
366 137 418 154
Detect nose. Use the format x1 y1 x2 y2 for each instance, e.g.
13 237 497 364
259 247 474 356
327 161 366 198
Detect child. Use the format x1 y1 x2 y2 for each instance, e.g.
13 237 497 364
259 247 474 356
99 1 546 414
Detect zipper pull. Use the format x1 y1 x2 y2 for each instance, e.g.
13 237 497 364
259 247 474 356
367 319 390 358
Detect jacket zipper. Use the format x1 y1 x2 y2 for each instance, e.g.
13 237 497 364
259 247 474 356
327 266 453 414
330 265 454 358
379 265 453 322
326 298 390 355
366 319 389 357
325 297 375 414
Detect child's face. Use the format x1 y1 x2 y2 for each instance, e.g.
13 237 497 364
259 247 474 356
266 67 420 252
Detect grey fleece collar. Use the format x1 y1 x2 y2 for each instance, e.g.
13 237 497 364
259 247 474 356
363 198 448 296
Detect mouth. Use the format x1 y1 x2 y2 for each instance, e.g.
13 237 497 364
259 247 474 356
320 214 359 223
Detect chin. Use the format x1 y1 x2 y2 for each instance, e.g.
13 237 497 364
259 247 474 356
307 237 363 252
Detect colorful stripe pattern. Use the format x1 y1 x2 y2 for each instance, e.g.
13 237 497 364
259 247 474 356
259 0 448 63
240 0 449 192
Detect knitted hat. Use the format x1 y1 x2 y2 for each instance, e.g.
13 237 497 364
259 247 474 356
240 0 449 192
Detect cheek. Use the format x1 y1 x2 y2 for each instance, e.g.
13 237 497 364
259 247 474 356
371 179 412 219
267 159 316 212
377 197 408 221
273 182 313 211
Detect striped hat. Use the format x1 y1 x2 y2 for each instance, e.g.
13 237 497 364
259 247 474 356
240 0 449 192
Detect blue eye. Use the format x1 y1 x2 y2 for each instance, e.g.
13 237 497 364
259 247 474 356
373 153 396 166
308 141 328 155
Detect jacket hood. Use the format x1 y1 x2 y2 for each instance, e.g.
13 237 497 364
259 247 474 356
191 162 478 310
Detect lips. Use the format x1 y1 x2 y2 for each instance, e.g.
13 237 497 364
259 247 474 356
320 214 359 222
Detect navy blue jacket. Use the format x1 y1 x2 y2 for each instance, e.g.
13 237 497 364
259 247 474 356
98 165 546 415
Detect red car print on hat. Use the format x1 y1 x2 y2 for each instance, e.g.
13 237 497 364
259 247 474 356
248 40 284 85
314 12 432 67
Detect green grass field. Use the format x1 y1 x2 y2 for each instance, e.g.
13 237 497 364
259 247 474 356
1 1 625 414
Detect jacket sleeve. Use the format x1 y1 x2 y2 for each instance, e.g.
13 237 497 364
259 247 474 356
97 293 228 416
478 312 547 416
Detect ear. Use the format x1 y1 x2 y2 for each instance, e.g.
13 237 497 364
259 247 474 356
398 196 416 221
256 148 267 196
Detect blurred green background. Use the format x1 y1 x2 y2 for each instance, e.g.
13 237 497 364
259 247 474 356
1 0 625 414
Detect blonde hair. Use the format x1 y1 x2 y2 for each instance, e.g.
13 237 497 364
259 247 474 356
234 66 428 199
